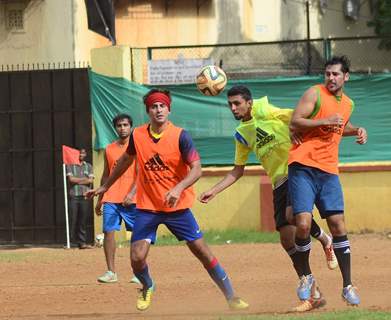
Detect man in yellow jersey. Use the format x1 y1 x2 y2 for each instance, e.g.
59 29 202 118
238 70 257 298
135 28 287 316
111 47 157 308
95 114 140 284
87 89 248 312
199 85 337 312
288 56 367 306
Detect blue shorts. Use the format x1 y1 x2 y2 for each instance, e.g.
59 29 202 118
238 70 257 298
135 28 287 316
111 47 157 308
131 208 203 244
288 163 344 218
103 203 137 232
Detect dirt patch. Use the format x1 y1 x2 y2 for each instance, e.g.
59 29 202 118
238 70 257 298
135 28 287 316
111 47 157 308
0 234 390 319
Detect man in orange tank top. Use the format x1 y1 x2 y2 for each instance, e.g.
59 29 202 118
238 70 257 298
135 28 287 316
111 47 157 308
87 89 248 312
95 114 140 284
288 56 367 306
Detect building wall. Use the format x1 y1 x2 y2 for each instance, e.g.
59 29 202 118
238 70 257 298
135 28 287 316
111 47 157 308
0 0 378 65
0 0 107 66
114 0 376 47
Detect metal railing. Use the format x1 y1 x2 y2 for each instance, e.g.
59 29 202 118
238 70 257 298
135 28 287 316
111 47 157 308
140 36 391 81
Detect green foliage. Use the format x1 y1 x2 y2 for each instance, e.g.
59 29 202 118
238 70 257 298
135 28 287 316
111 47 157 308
219 309 391 320
367 0 391 50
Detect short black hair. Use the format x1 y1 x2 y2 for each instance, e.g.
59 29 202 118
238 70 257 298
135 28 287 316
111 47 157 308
227 85 252 101
325 55 350 73
112 114 133 128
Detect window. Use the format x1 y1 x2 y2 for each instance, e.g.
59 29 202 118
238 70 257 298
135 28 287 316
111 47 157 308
7 9 24 31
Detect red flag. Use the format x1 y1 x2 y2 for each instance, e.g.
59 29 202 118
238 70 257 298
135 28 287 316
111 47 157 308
62 145 80 165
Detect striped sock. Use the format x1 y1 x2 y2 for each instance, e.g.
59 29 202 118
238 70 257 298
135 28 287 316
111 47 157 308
310 218 322 238
286 246 302 277
333 235 352 287
205 257 234 300
134 265 153 289
295 237 312 276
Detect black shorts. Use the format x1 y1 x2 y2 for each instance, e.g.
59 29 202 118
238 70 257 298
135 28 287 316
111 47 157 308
273 180 290 231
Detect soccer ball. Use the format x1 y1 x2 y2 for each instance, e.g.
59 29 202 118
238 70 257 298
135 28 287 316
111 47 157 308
195 65 227 96
95 233 104 248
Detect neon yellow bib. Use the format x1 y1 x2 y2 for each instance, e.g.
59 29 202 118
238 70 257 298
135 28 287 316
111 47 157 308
235 97 292 187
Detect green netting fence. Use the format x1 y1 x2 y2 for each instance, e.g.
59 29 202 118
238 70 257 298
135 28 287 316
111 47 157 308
89 70 391 165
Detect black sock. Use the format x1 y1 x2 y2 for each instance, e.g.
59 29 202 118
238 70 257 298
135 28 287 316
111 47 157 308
285 246 301 277
295 237 312 276
333 235 352 287
310 218 321 238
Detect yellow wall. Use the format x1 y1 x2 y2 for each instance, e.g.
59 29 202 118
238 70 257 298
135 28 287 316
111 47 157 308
114 0 376 47
192 174 260 231
300 168 391 233
90 46 132 80
0 0 107 66
91 161 391 243
0 0 379 66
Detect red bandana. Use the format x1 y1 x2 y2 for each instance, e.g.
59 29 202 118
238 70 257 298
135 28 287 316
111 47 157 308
145 92 171 111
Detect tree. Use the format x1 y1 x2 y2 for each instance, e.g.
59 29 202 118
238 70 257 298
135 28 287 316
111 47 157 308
367 0 391 50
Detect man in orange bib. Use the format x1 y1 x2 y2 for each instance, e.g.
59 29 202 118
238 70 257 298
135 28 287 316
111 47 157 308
288 56 367 306
87 89 248 312
95 114 139 284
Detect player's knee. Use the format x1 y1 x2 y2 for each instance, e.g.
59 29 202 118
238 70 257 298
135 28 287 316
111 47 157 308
280 236 295 250
327 215 346 236
131 251 146 270
296 220 311 236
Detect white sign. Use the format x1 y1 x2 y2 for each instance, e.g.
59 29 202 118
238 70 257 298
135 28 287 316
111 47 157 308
148 57 213 85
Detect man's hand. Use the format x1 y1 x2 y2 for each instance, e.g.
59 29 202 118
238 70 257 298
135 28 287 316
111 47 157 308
324 113 344 127
95 200 103 216
122 194 133 207
164 185 183 208
356 127 367 145
289 131 303 145
85 185 108 199
198 190 216 203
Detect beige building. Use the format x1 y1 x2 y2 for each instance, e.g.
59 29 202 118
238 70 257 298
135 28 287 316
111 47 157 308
0 0 377 66
0 0 106 66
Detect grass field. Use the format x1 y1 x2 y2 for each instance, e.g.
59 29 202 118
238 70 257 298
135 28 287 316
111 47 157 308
221 310 391 320
119 229 281 247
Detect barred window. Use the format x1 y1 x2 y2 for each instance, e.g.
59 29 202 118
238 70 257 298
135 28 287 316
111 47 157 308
7 9 24 30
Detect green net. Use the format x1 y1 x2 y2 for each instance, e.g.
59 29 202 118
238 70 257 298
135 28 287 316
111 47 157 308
89 70 391 165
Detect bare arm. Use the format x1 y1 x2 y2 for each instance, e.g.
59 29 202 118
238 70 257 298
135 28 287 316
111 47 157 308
290 87 344 132
85 152 135 199
343 121 367 144
164 159 202 208
198 165 245 203
123 164 138 207
68 176 93 185
94 154 110 215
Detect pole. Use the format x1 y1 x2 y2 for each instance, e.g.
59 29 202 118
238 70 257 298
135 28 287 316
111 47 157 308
92 0 116 45
306 0 311 74
63 163 70 249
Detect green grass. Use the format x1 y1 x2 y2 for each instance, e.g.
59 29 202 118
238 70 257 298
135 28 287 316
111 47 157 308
0 252 31 262
119 229 280 247
219 310 391 320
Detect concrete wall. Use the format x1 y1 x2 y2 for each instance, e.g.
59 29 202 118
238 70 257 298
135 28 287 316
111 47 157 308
199 166 391 234
0 0 378 65
92 162 391 243
0 0 74 65
114 0 376 47
0 0 107 66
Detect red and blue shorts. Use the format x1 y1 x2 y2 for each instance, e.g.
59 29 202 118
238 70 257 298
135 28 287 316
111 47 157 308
131 208 203 244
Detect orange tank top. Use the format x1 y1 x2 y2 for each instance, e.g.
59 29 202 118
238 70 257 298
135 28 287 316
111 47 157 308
288 84 354 174
102 141 137 203
133 122 195 212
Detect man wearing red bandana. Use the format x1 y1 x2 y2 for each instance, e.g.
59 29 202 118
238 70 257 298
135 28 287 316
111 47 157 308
87 89 249 311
